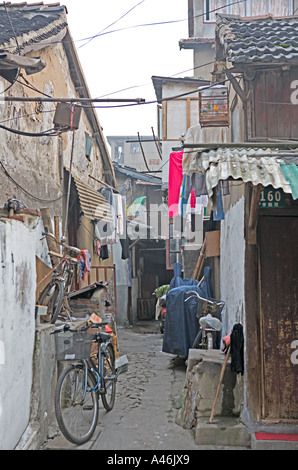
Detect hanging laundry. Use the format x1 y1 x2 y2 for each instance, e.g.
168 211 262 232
114 193 126 236
184 173 208 199
168 151 184 217
77 249 92 280
213 182 225 221
230 323 244 375
94 238 101 257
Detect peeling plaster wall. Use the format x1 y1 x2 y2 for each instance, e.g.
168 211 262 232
0 41 107 216
0 219 36 450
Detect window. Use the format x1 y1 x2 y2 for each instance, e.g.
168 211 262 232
204 0 246 22
85 134 93 159
204 0 293 23
130 142 140 154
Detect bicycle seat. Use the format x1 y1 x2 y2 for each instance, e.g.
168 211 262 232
199 315 222 331
96 331 112 342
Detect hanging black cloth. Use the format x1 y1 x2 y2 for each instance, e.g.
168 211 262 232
230 323 244 375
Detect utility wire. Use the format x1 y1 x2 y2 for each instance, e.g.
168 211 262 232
0 1 246 51
78 0 147 49
77 0 246 44
0 159 64 203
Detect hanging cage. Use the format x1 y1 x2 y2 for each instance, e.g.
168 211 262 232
199 85 229 128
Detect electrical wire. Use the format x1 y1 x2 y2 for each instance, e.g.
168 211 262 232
0 1 246 52
77 0 246 45
77 73 243 110
0 123 59 137
78 0 147 49
0 159 65 203
95 59 217 100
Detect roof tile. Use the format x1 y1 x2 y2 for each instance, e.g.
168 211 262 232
217 14 298 64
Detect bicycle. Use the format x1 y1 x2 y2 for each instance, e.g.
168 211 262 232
37 233 81 324
185 291 225 350
52 320 117 445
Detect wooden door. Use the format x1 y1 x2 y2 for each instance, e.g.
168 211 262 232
259 216 298 419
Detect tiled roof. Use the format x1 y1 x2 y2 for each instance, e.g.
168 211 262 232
0 2 67 52
216 14 298 64
179 38 215 49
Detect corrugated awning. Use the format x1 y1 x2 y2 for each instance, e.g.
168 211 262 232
280 162 298 200
73 176 113 222
183 147 298 198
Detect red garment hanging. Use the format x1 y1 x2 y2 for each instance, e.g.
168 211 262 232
168 151 183 217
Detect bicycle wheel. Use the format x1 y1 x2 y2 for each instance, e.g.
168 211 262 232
207 332 213 349
55 364 99 445
192 329 203 349
37 279 64 324
101 343 116 411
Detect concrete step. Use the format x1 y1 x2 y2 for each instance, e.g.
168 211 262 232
251 433 298 450
195 417 251 448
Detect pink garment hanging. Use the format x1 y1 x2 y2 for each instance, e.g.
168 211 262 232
168 151 183 217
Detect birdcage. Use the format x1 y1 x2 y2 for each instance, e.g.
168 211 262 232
199 85 229 127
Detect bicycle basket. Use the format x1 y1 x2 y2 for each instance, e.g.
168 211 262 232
55 330 94 361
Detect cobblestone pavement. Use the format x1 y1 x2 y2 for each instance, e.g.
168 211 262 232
91 321 198 451
45 321 198 451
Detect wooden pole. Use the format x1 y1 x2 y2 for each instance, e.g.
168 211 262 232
192 239 206 280
209 347 230 424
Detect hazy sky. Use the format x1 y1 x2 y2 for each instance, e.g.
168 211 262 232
62 0 193 137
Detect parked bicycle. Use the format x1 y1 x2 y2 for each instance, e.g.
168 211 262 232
185 291 225 350
37 233 81 324
52 320 117 445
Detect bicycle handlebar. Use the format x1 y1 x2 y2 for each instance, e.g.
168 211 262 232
185 290 225 308
51 321 109 335
42 232 81 255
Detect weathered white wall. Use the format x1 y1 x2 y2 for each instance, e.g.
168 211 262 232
220 196 246 339
0 219 37 450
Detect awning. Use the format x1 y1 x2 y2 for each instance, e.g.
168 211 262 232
73 176 113 222
0 52 46 82
280 162 298 200
183 147 298 198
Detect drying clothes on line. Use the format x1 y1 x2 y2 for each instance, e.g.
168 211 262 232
94 238 101 257
183 173 208 199
212 182 225 221
168 151 184 217
100 244 110 260
77 249 92 280
114 193 126 236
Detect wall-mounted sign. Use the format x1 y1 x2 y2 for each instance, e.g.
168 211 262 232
259 187 285 209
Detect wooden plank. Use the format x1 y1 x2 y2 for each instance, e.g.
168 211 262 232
205 230 220 257
266 71 278 138
290 67 298 138
248 184 262 245
192 239 206 280
259 217 298 419
35 256 52 301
